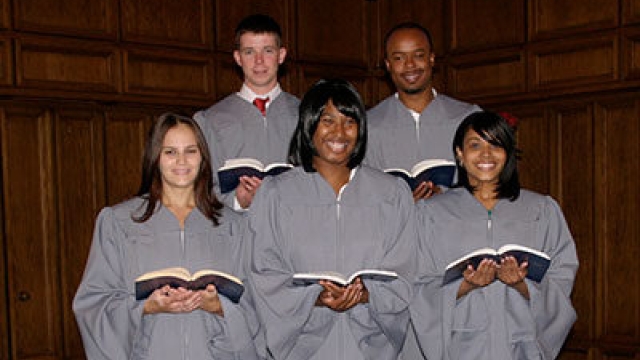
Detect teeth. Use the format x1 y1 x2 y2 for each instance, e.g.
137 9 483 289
328 141 347 152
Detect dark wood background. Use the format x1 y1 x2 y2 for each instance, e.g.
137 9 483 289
0 1 638 359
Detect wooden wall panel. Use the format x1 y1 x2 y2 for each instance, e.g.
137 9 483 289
529 0 618 40
376 0 445 58
0 37 11 86
448 49 525 97
622 0 640 25
0 0 8 29
296 0 371 68
557 348 591 360
104 109 151 206
529 34 618 91
123 50 213 99
13 0 117 39
121 0 212 49
297 65 372 107
213 58 243 100
622 26 640 80
54 108 104 360
509 107 550 194
553 105 596 347
214 0 290 54
1 105 61 360
15 37 120 93
0 115 6 360
450 0 525 52
596 100 640 344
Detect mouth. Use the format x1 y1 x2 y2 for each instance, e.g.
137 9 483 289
326 140 349 153
401 70 424 84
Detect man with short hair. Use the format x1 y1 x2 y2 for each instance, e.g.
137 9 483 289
366 22 481 202
195 14 299 210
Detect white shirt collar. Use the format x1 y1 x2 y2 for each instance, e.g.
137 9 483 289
395 88 438 123
237 83 282 108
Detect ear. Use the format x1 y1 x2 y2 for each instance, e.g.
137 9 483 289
278 47 287 65
429 52 435 67
233 50 242 67
455 147 464 163
384 58 390 71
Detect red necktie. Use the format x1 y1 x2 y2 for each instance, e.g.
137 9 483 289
253 97 269 116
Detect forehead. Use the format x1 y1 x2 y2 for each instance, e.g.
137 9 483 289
386 28 431 53
163 124 197 144
238 31 279 48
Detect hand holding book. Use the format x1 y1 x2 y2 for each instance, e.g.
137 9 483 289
385 159 456 191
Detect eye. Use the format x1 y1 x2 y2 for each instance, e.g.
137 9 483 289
414 51 426 59
163 148 176 156
320 116 334 125
242 48 254 56
344 117 357 127
264 47 276 54
186 147 199 155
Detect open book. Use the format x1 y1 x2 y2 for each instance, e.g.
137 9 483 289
218 158 294 193
385 159 456 191
292 269 398 287
442 244 551 286
135 267 244 303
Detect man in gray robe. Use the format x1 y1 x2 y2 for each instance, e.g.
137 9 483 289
413 188 578 359
195 14 299 211
366 22 480 201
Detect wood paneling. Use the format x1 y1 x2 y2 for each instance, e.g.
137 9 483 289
450 0 525 53
121 0 212 49
104 109 151 206
596 100 640 344
623 0 640 25
448 49 525 97
123 49 213 99
553 105 596 350
297 64 371 106
0 0 8 29
1 105 61 360
509 107 550 194
529 0 618 40
622 26 640 80
213 57 243 101
376 0 445 59
296 0 371 68
214 0 290 54
0 36 11 86
13 0 117 39
529 33 618 90
15 37 120 93
54 108 104 360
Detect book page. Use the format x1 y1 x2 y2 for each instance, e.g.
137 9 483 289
411 159 455 177
135 267 191 282
497 244 550 260
220 158 265 171
192 269 243 285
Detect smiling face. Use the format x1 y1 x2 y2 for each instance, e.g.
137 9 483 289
311 99 359 173
384 28 435 96
456 128 507 188
233 31 286 95
158 123 202 191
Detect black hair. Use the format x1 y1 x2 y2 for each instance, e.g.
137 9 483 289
235 14 283 49
288 79 367 172
133 113 223 225
452 111 520 201
383 22 434 58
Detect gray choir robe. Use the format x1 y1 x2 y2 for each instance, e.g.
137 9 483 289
73 199 263 360
412 188 578 360
366 93 480 360
194 92 299 208
249 166 418 360
365 93 481 172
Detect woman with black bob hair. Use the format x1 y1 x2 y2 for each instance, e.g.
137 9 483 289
73 113 262 360
411 111 578 360
288 78 367 171
250 79 416 360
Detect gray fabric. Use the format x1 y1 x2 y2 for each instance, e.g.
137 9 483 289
73 198 262 360
194 92 300 208
412 188 578 360
249 166 418 360
365 94 481 172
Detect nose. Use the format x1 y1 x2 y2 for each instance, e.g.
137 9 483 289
405 54 416 68
176 152 187 164
255 51 264 64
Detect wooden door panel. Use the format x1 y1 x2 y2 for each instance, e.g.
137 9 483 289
1 104 61 360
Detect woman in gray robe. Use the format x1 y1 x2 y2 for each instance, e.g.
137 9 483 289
249 79 417 360
412 111 578 359
73 113 262 360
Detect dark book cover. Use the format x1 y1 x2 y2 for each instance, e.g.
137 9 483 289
218 160 293 193
135 270 245 303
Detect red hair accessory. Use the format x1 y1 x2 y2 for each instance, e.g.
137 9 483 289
498 112 518 129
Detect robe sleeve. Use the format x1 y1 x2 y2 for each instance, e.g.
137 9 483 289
248 179 331 359
72 207 144 360
350 180 416 357
523 197 578 359
203 217 264 360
